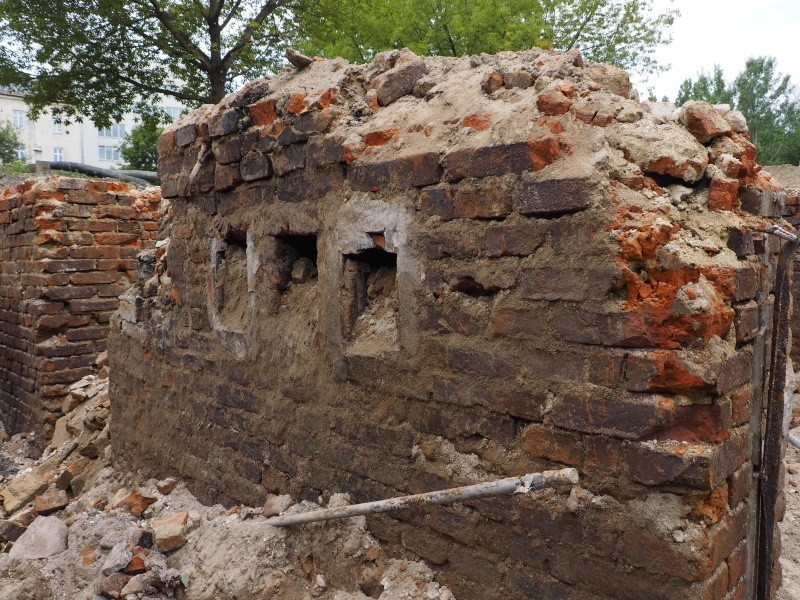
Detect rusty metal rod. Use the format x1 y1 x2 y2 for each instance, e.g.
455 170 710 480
265 468 579 527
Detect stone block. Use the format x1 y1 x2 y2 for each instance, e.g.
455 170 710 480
4 471 48 514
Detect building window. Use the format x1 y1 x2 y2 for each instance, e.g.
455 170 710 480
14 145 25 161
98 124 125 138
53 147 64 162
164 106 184 122
52 120 62 134
98 145 120 161
12 110 24 129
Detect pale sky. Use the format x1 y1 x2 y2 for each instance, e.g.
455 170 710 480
632 0 800 101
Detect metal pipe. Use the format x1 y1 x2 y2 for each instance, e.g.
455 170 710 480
265 468 579 527
47 161 156 185
789 432 800 450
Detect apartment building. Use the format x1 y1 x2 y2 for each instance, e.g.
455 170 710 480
0 87 184 169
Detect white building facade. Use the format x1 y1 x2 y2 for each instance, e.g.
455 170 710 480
0 87 185 169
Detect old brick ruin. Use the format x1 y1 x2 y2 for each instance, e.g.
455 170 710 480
94 48 795 599
0 42 796 600
0 178 160 439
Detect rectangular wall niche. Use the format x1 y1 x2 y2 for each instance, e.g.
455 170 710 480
274 234 318 290
342 245 398 356
213 229 250 333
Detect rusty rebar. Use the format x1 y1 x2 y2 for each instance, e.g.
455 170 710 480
265 468 579 527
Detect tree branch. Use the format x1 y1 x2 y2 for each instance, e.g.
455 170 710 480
565 0 602 51
221 0 283 69
138 0 213 69
117 73 206 103
220 0 245 30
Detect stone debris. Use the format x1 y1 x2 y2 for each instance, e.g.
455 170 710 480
3 471 48 514
8 515 67 559
151 511 189 553
33 488 69 515
0 369 455 599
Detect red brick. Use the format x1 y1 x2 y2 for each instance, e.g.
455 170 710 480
462 115 491 131
536 90 573 115
708 176 740 211
69 272 119 285
248 100 277 126
520 424 583 466
619 527 714 581
362 128 400 146
69 246 120 260
214 163 243 191
41 259 95 273
481 71 504 93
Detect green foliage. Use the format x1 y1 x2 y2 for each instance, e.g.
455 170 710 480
296 0 677 75
0 0 296 126
676 65 732 107
119 116 164 171
0 161 27 173
676 57 800 165
0 121 21 164
0 0 677 128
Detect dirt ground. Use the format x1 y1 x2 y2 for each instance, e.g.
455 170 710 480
780 441 800 599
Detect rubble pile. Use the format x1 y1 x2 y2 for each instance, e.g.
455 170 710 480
0 365 454 600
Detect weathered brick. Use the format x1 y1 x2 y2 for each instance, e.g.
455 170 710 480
214 163 243 192
211 135 241 164
240 152 273 182
445 344 514 377
517 176 597 216
371 59 426 106
520 424 583 466
443 138 563 182
349 153 441 191
41 259 95 273
485 220 546 256
174 123 197 147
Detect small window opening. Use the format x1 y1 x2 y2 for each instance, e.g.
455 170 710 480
214 229 250 331
342 245 398 354
274 234 318 289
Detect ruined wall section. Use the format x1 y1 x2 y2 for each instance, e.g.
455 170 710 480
110 50 787 599
0 178 160 439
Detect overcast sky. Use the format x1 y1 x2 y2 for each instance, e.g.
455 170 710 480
631 0 800 101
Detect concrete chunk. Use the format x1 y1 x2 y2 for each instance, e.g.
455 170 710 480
8 516 67 559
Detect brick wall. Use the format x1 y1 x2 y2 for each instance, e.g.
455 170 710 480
0 177 160 440
109 50 788 599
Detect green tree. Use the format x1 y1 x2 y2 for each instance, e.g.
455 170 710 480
676 65 732 107
0 121 21 164
119 116 164 171
296 0 677 76
0 0 296 127
676 57 800 165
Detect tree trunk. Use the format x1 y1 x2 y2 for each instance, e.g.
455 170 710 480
209 68 227 104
